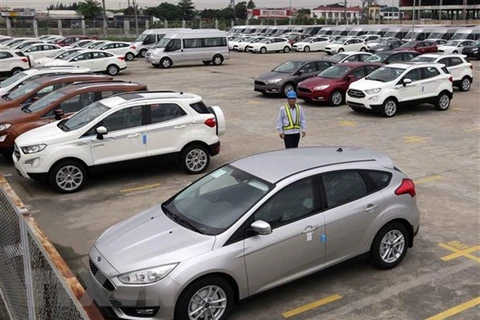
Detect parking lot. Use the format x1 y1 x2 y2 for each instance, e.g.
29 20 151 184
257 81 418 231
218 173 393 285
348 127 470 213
1 51 479 319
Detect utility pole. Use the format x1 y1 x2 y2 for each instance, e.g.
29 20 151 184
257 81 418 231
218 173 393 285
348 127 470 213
230 0 236 23
411 0 415 41
101 0 107 37
133 0 138 36
344 0 347 24
289 0 292 25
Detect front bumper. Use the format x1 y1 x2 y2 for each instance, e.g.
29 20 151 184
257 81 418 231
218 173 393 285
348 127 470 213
254 81 282 94
346 94 383 112
297 88 329 102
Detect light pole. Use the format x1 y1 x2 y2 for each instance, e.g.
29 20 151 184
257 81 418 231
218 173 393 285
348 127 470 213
133 0 138 36
289 0 292 25
411 0 415 41
101 0 107 37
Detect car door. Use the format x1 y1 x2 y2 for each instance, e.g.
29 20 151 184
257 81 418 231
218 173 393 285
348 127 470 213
444 56 464 81
415 42 427 54
70 52 93 69
275 38 285 51
92 51 113 72
321 170 386 266
244 176 326 294
351 39 363 51
316 37 329 51
144 102 192 157
182 38 203 61
385 53 403 64
400 52 418 61
398 67 422 102
419 66 442 98
89 104 146 165
164 39 183 62
344 66 367 90
295 62 320 84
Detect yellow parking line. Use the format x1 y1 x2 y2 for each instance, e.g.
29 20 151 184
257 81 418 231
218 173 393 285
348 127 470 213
414 175 442 184
425 296 480 320
120 183 161 193
282 294 342 318
438 243 480 263
464 127 480 132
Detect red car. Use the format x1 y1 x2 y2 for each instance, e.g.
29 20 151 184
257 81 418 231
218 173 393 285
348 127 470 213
297 62 383 106
55 35 98 47
394 40 438 54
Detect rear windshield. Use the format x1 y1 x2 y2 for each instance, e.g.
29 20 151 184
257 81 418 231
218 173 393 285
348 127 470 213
190 101 210 114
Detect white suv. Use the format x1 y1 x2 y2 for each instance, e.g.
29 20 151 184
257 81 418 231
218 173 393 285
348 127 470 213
410 54 473 91
13 91 226 193
346 63 453 117
0 49 31 77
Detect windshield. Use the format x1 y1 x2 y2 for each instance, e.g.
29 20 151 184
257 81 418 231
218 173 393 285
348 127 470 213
428 32 445 39
318 65 351 79
152 37 170 48
59 50 81 60
5 80 41 100
404 32 419 39
333 38 347 44
365 53 389 63
366 66 405 82
445 40 462 46
62 100 110 131
384 31 399 38
410 56 436 63
26 90 66 113
163 165 273 235
258 38 270 43
273 61 304 73
135 34 148 42
326 53 349 63
0 71 27 88
451 33 469 40
472 40 480 46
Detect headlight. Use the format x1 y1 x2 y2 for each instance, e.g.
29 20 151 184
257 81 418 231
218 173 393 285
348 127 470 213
365 88 381 94
0 124 11 131
314 85 330 91
118 263 178 284
267 78 283 84
472 48 478 52
20 144 47 154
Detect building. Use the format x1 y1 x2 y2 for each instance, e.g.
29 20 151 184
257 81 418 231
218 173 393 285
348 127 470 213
310 5 362 22
399 0 480 20
247 8 294 19
380 6 402 20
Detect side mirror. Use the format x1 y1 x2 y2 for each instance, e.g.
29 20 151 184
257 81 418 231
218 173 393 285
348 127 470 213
403 78 412 86
297 70 304 75
250 220 272 236
54 108 64 120
31 96 40 102
96 126 108 140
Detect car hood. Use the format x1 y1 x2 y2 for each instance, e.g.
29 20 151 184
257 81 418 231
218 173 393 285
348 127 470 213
462 45 479 51
438 45 457 50
349 78 391 91
0 107 31 124
15 121 71 146
256 71 290 82
44 60 70 66
94 204 216 274
0 97 16 109
298 76 336 88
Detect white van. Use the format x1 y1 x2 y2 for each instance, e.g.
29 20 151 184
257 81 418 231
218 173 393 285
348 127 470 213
132 28 191 58
145 29 229 68
451 26 480 41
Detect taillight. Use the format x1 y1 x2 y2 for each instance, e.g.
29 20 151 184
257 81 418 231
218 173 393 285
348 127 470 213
118 56 125 60
130 45 136 49
395 178 416 197
448 76 453 82
21 58 28 63
204 118 216 128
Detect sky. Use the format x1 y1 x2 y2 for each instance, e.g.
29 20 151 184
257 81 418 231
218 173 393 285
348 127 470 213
1 0 397 11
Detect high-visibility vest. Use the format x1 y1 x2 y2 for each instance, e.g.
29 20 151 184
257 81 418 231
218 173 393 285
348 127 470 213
283 104 301 130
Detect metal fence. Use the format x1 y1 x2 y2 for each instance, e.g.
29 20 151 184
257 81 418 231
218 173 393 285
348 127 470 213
0 175 104 320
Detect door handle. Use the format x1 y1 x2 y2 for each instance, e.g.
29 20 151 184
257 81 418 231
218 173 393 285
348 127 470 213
301 225 319 234
175 125 186 129
127 133 140 138
364 204 378 212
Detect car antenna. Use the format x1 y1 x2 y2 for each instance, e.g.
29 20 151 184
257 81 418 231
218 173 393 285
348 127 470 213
337 147 343 152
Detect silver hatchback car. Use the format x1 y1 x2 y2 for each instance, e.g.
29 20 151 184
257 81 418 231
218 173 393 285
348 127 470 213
88 147 420 320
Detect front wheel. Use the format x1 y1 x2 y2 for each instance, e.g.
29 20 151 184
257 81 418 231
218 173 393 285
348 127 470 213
283 46 290 53
175 276 235 320
338 48 344 53
282 83 295 97
212 54 224 66
260 47 267 54
370 222 409 269
459 76 471 91
329 90 344 106
49 160 87 193
139 49 147 58
304 46 310 52
452 50 458 54
161 57 172 68
360 47 367 52
381 98 398 117
180 144 210 174
435 91 451 111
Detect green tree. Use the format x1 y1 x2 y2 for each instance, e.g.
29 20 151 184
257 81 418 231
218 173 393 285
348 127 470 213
177 0 195 20
77 0 102 19
235 2 247 20
247 0 256 9
123 6 135 15
145 2 181 20
297 8 311 16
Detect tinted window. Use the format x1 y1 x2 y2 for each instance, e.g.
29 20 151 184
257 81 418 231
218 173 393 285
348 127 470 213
190 101 210 114
402 52 417 61
0 52 13 59
387 53 402 63
403 68 421 82
421 67 440 79
365 170 391 190
322 171 368 208
101 90 123 98
350 67 366 79
166 39 181 51
449 57 463 66
299 62 317 73
184 38 203 48
254 178 315 229
149 103 187 124
92 52 108 59
438 58 449 67
73 53 90 61
102 106 143 131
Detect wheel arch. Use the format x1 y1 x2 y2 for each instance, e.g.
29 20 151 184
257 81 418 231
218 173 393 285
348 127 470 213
48 156 89 174
372 218 414 249
179 140 212 158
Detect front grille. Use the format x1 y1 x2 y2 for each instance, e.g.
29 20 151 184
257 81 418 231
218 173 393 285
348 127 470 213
438 50 444 52
348 102 365 108
297 87 312 93
13 144 20 160
254 80 266 86
145 53 151 57
348 89 366 98
89 258 115 291
325 47 331 50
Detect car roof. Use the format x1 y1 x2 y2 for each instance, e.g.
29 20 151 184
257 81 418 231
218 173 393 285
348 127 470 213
376 50 418 55
33 74 111 84
388 62 445 68
60 81 146 93
339 62 384 67
230 147 393 183
99 91 202 107
418 53 467 59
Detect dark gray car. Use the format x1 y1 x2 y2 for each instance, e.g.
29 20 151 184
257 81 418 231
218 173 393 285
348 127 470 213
254 59 334 97
369 38 404 53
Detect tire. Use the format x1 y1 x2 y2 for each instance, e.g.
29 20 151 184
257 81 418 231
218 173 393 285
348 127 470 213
161 57 172 68
304 46 310 52
106 64 119 76
175 276 235 320
125 52 135 61
459 76 471 91
48 159 87 193
202 60 212 65
260 47 267 54
338 48 344 53
360 47 367 52
370 222 409 269
435 91 451 111
452 50 458 54
139 49 147 58
281 82 295 97
212 54 224 66
329 90 344 106
381 98 398 117
283 46 290 53
180 144 210 174
10 67 23 76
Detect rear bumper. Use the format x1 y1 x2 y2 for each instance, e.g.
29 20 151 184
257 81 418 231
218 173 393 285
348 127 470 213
208 141 221 156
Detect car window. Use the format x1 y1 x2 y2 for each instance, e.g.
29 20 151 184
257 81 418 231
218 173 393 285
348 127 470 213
387 53 402 63
316 61 332 72
403 68 421 82
166 39 181 51
189 101 210 114
101 90 123 98
101 106 143 131
73 53 90 61
421 67 440 79
300 62 317 73
364 170 392 191
345 54 359 62
449 57 463 66
402 52 417 61
254 178 315 229
36 85 55 97
350 67 366 79
92 51 108 59
438 58 449 67
359 54 371 61
365 65 379 74
322 171 368 209
149 103 187 124
0 52 13 59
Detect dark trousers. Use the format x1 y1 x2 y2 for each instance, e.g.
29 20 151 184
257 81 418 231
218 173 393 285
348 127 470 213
284 133 300 149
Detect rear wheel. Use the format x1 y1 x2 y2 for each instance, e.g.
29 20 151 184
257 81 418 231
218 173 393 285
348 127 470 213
106 64 119 76
360 47 367 52
212 54 224 66
125 52 135 61
459 76 471 91
370 222 409 269
435 91 451 111
180 144 210 174
10 68 23 76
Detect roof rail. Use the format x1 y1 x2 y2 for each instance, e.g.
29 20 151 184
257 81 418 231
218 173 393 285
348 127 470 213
67 80 139 86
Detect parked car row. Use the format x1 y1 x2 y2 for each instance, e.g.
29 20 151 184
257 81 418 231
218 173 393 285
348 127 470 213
0 67 226 194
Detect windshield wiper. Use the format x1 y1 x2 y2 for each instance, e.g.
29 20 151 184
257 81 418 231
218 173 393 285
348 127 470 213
162 204 204 234
57 119 70 131
21 105 32 113
2 95 11 101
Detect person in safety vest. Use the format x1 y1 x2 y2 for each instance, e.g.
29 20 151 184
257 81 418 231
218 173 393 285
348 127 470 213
276 90 307 149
